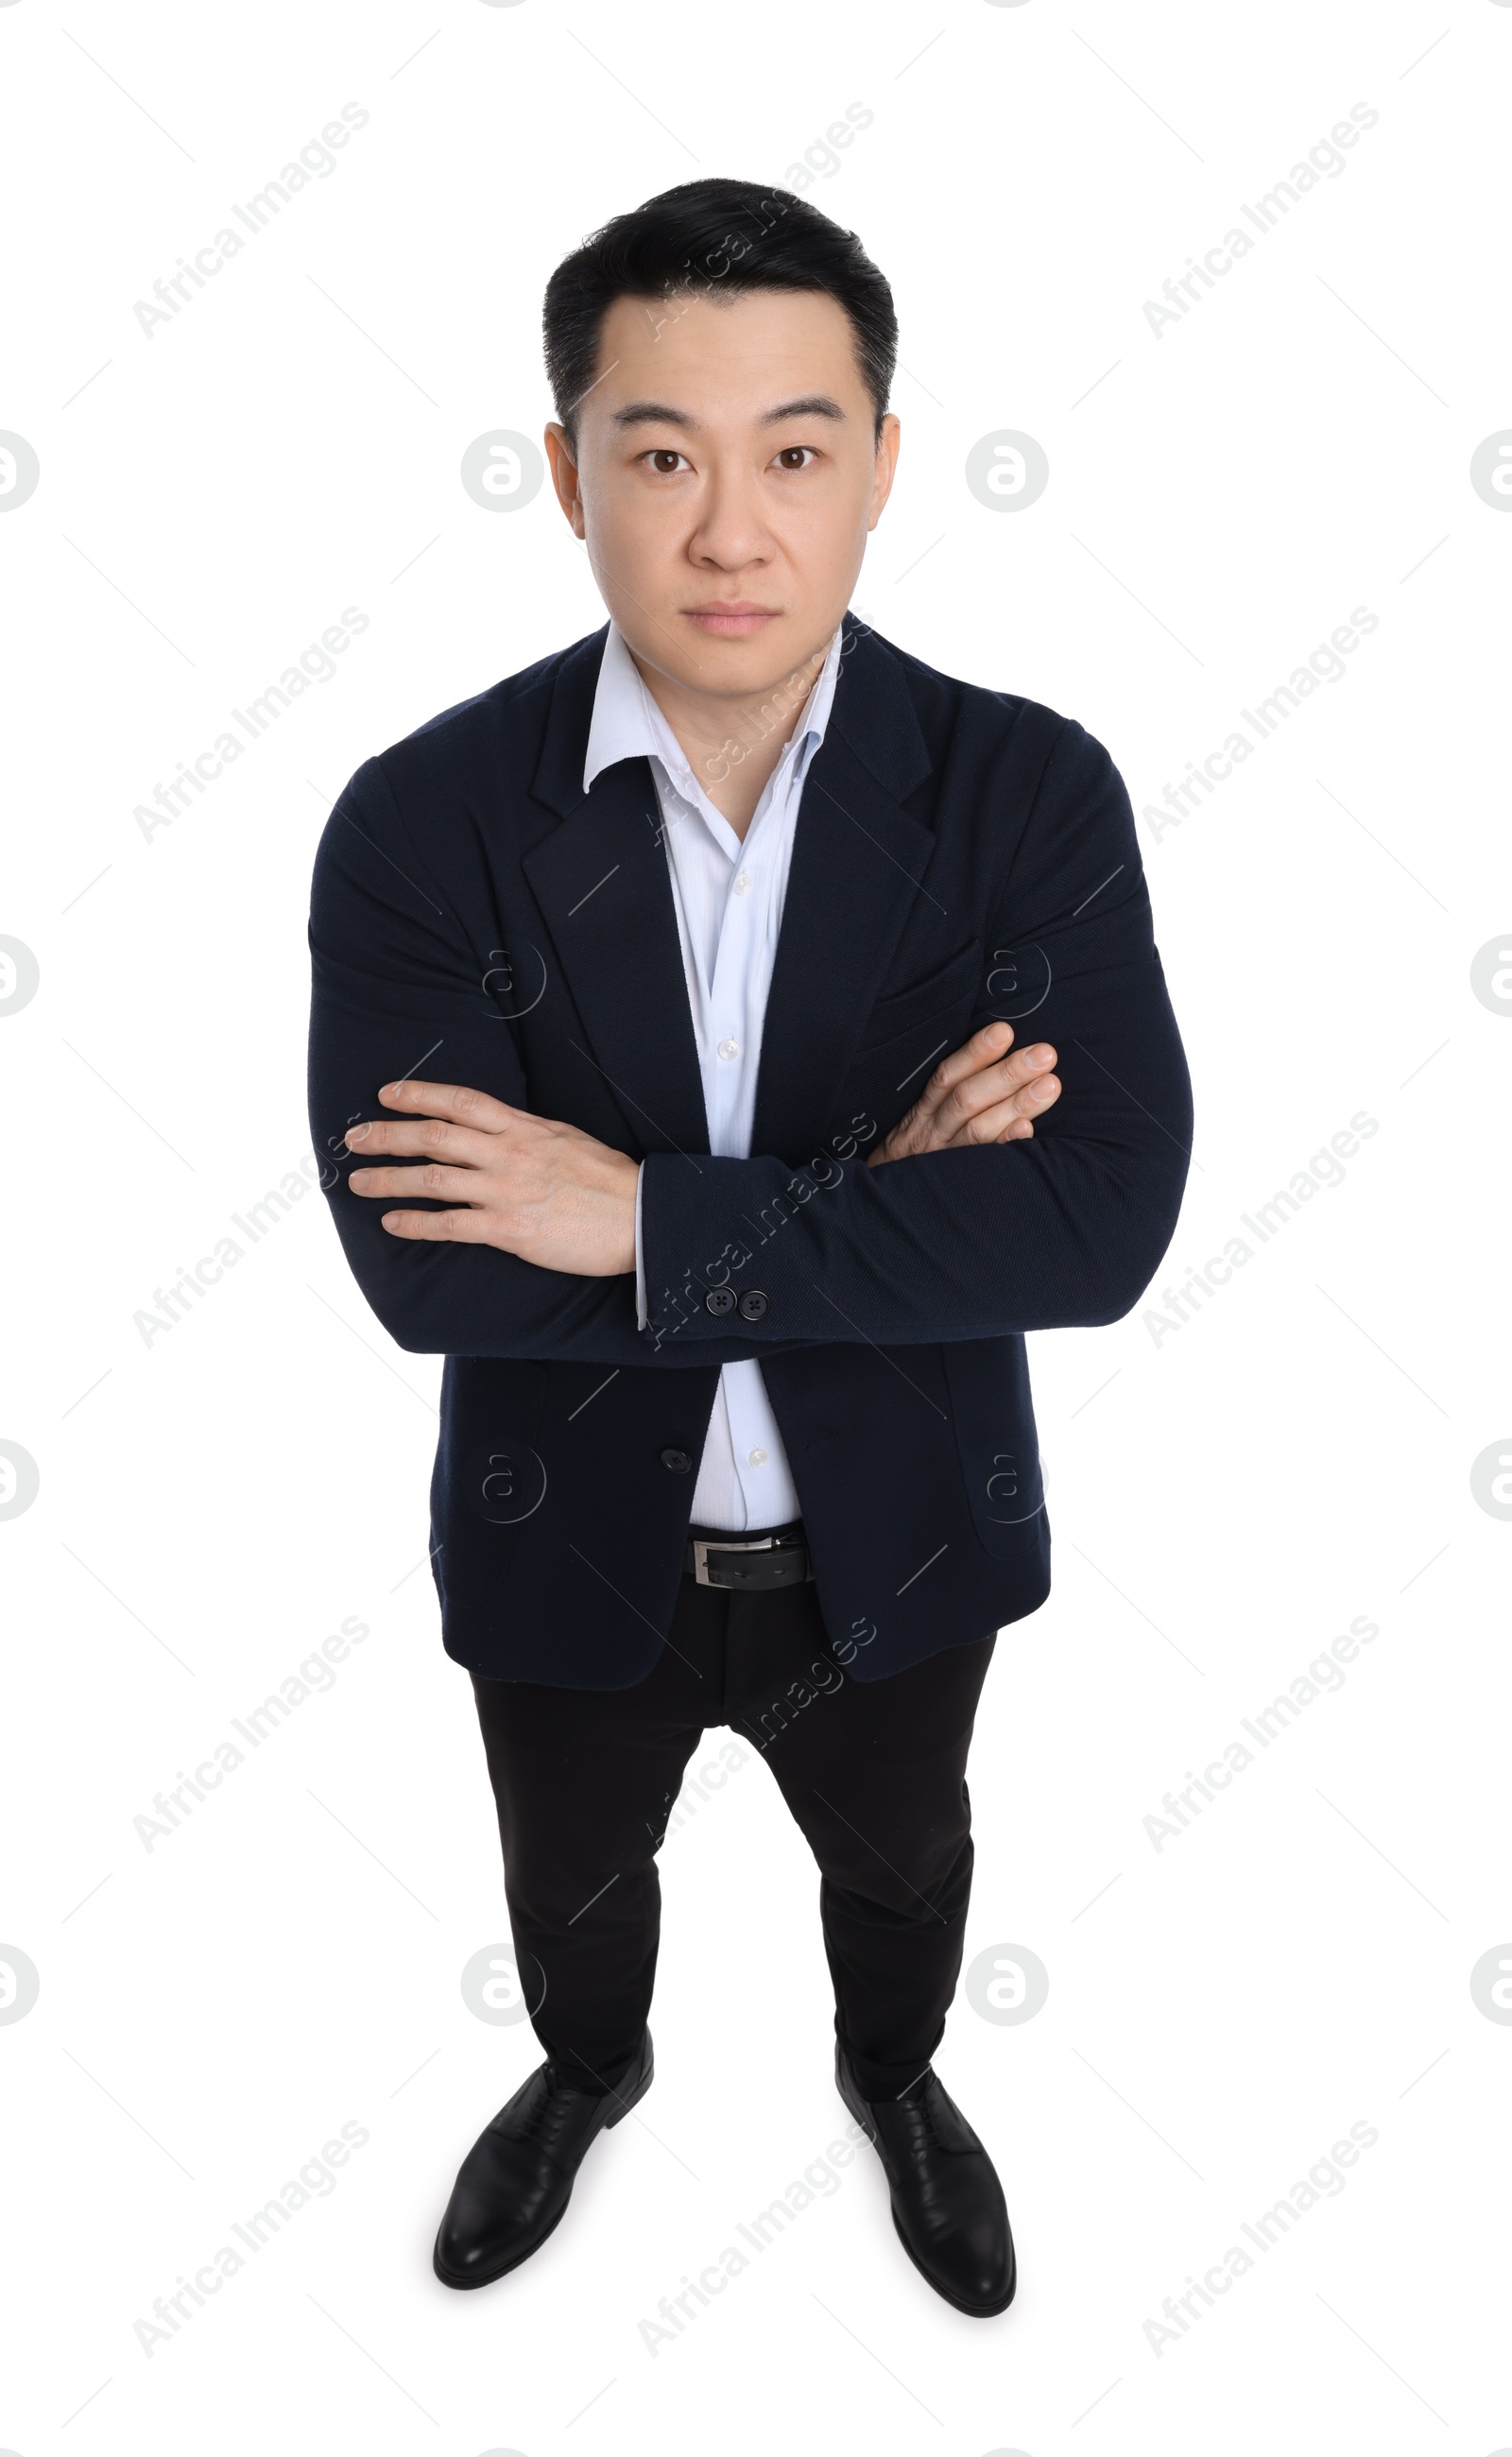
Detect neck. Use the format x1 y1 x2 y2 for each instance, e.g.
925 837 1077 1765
628 634 833 838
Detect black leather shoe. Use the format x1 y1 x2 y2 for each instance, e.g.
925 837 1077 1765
835 2043 1015 2315
433 2029 654 2289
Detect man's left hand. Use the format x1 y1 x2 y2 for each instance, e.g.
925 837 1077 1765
347 1080 639 1277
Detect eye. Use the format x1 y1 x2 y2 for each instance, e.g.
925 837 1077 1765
642 448 690 475
773 445 816 472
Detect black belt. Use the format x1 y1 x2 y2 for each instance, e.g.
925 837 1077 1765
683 1522 814 1589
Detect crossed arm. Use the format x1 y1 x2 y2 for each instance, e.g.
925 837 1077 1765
343 1021 1063 1277
308 722 1192 1362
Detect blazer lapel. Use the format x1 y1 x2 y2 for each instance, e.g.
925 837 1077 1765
752 615 937 1158
521 613 937 1169
523 651 712 1163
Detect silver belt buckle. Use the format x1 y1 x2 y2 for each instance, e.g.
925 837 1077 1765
691 1535 781 1588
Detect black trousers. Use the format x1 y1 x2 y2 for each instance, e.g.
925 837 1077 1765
470 1523 997 2103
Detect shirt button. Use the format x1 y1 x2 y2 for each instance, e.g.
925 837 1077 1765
716 1037 740 1061
732 871 753 896
747 1447 767 1467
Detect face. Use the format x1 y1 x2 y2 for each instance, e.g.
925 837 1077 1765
544 286 899 711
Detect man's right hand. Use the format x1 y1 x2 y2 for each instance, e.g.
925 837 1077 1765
866 1021 1059 1167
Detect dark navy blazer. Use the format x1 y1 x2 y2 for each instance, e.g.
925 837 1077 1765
306 611 1192 1685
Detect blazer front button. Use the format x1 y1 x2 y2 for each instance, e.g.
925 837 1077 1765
660 1447 693 1474
738 1288 768 1321
704 1286 737 1317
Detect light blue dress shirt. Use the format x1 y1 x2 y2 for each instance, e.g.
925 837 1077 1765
582 616 844 1531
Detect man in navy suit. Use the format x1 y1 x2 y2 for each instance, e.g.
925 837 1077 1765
307 177 1192 2313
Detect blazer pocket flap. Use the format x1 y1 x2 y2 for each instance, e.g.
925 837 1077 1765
854 939 982 1049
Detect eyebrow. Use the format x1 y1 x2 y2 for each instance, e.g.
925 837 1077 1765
610 394 849 432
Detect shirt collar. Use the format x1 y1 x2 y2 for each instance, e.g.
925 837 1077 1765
583 615 843 806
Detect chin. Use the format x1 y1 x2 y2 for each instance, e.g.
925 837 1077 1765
681 616 817 679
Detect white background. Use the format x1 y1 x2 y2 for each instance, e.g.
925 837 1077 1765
2 1 1509 2449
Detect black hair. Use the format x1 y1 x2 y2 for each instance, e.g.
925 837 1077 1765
542 177 897 450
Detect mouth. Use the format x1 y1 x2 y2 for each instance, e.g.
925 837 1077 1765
681 602 779 637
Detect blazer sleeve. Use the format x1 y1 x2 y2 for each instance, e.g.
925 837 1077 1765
306 755 789 1368
636 716 1194 1351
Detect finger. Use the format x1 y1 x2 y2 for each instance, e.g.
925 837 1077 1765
369 1079 525 1135
972 1041 1057 1101
932 1053 1057 1141
944 1074 1060 1146
990 1057 1060 1120
350 1162 489 1203
345 1114 498 1164
906 1021 1018 1119
916 1028 1058 1122
378 1206 497 1242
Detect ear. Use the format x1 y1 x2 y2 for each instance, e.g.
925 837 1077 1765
544 423 585 539
868 412 901 531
